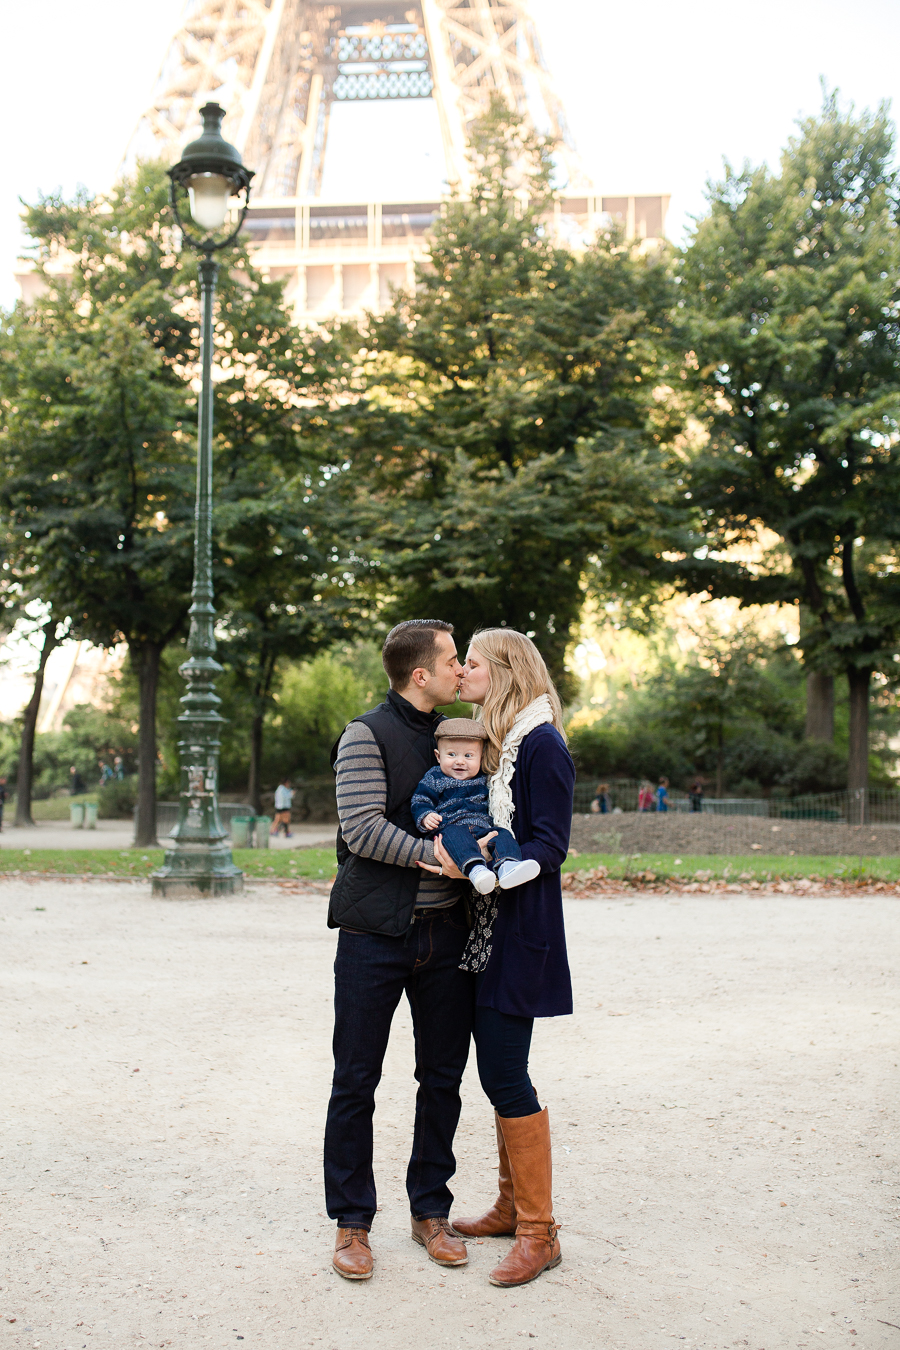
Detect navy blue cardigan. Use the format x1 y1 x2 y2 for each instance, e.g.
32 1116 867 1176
477 723 575 1019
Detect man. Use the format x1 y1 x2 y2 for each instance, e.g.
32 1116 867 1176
271 777 293 837
324 619 477 1281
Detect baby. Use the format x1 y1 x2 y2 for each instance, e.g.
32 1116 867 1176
411 718 541 895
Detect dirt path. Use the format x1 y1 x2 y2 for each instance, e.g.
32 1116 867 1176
1 881 897 1350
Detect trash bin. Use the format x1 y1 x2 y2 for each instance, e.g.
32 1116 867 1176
84 801 98 829
70 802 85 828
254 816 272 849
231 816 252 848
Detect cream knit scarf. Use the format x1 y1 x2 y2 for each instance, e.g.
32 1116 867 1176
488 693 555 834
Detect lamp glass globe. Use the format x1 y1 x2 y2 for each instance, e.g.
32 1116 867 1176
187 173 231 230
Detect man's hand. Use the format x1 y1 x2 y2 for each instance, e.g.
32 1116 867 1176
421 811 442 831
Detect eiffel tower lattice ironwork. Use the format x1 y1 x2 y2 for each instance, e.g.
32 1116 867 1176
127 2 669 324
130 0 589 197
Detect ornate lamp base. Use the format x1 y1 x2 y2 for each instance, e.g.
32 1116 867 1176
151 855 244 898
151 834 244 896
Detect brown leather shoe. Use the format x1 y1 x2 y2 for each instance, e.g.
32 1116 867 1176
452 1113 517 1237
488 1108 562 1287
332 1226 373 1280
411 1215 468 1266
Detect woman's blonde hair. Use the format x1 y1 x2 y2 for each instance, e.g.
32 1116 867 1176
468 628 565 775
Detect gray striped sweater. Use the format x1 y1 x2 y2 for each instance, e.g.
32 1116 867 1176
334 721 460 908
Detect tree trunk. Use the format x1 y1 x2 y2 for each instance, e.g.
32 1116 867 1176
715 723 724 798
846 666 871 825
248 710 264 815
805 671 834 741
14 618 60 827
132 640 163 847
247 649 277 815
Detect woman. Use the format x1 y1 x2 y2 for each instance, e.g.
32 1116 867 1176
426 628 575 1288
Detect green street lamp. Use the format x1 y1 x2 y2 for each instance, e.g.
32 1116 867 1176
152 103 254 897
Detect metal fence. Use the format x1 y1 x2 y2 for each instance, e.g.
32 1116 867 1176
146 802 255 841
574 780 900 825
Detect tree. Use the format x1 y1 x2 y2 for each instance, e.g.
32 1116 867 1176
679 91 900 816
296 102 679 686
214 487 365 811
0 300 194 843
651 632 796 797
8 610 67 825
0 162 352 840
0 505 73 825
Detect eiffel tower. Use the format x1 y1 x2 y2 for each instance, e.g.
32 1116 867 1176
130 1 669 321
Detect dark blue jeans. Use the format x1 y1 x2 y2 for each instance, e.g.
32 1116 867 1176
324 901 474 1228
473 973 541 1118
440 823 521 877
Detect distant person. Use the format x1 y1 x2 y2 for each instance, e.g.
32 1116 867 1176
98 761 112 786
70 765 86 795
0 776 7 832
271 777 294 837
113 756 124 781
637 780 654 812
656 777 669 813
590 782 611 814
689 778 704 813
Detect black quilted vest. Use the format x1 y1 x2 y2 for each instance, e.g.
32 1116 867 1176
327 690 450 937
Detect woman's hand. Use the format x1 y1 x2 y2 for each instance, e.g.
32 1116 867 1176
417 831 498 880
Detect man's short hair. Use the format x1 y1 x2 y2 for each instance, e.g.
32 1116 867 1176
382 619 454 690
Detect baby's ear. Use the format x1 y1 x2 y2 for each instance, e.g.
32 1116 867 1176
434 749 440 761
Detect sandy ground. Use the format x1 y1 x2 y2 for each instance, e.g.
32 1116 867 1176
0 823 336 851
1 881 898 1350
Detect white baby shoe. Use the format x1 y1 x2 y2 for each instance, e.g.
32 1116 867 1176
469 864 498 894
497 858 541 890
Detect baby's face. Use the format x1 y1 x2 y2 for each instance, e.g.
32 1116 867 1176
436 738 483 780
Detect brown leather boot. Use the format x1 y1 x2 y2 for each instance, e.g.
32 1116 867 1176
452 1113 517 1237
332 1226 373 1280
488 1108 561 1287
411 1215 468 1265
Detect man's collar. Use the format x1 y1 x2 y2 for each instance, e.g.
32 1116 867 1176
386 687 443 728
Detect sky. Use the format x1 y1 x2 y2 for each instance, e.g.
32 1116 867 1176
1 0 900 307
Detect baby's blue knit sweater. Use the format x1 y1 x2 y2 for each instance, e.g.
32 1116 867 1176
411 767 492 834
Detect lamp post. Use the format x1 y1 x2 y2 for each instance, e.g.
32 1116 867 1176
152 103 254 897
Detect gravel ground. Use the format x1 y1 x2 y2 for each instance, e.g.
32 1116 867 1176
571 812 900 857
1 879 898 1350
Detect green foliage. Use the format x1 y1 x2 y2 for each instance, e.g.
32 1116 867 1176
568 622 898 795
0 702 137 799
0 160 360 825
265 647 384 778
97 775 139 819
567 636 847 794
293 100 680 687
678 89 900 779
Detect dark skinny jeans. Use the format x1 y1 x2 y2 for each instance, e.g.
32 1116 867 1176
472 972 541 1119
324 900 474 1228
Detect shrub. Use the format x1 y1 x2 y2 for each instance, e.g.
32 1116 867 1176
98 775 139 818
777 740 848 795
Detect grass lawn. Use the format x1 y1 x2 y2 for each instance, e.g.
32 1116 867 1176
562 851 900 882
0 847 337 879
29 794 100 822
0 845 898 883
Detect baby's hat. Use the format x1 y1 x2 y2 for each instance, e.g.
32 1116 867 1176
435 717 488 741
